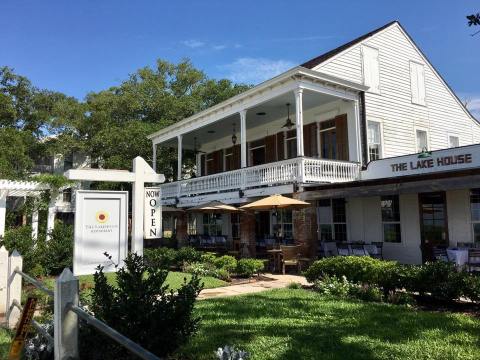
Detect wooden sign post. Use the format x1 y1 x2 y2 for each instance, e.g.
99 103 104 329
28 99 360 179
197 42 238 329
65 157 165 256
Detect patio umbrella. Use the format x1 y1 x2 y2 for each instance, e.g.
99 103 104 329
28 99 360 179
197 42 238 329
161 206 185 213
239 194 310 211
187 200 241 213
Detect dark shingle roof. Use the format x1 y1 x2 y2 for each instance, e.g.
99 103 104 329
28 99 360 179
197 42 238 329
300 20 398 69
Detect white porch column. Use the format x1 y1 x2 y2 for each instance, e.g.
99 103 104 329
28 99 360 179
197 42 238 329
195 153 202 176
353 99 363 164
240 109 247 168
46 190 58 240
294 88 304 157
152 142 157 172
177 135 183 180
0 192 6 238
31 210 39 241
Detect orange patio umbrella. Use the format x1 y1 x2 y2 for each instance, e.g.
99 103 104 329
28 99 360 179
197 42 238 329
187 200 241 213
239 194 310 211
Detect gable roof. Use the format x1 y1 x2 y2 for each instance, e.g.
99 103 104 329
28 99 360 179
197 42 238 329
301 20 398 69
300 20 478 123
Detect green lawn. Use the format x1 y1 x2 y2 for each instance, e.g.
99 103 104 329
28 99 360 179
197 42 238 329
0 327 11 358
41 271 227 292
179 288 480 360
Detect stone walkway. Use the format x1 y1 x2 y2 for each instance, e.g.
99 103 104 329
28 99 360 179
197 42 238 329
198 273 310 300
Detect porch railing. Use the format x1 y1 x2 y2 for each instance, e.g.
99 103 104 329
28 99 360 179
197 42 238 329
161 157 360 200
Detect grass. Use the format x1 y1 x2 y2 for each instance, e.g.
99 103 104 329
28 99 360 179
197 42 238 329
0 327 11 359
41 271 227 292
179 288 480 360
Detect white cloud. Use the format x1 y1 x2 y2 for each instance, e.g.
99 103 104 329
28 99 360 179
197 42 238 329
220 57 296 84
181 40 205 48
212 44 227 50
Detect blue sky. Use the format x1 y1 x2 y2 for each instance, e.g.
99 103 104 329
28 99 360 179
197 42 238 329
1 0 479 117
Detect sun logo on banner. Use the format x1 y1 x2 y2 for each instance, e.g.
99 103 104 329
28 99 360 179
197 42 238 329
95 211 109 223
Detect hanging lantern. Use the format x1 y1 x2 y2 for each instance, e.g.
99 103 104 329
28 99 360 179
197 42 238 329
282 103 294 129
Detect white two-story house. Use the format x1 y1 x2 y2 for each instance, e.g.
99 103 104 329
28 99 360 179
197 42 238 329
148 21 480 264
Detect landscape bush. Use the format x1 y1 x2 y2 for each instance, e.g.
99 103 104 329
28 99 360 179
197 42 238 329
304 256 398 293
81 252 203 359
38 223 74 275
214 255 238 274
314 275 383 302
305 256 480 304
236 258 264 278
1 225 37 273
144 247 177 269
176 246 202 266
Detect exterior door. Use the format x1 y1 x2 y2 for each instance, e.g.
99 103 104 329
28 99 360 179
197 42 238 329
419 192 448 262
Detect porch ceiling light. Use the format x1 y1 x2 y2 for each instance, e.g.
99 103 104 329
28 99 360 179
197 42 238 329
282 103 294 129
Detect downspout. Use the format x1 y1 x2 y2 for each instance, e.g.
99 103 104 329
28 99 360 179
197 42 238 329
359 91 368 168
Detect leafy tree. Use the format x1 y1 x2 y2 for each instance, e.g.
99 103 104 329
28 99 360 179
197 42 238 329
467 13 480 36
0 128 34 178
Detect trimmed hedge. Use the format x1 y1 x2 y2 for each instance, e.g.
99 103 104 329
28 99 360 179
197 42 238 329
305 256 480 303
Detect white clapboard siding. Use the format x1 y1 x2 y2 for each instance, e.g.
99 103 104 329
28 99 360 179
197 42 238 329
313 23 480 158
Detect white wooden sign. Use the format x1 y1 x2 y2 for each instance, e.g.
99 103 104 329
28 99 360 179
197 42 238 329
362 144 480 180
73 190 128 276
144 187 162 239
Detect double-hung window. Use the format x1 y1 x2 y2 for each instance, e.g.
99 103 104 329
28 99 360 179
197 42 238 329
317 198 347 242
416 129 428 153
470 189 480 244
381 195 401 243
274 209 293 240
448 135 459 148
203 213 223 236
410 61 426 105
187 214 197 235
367 121 382 161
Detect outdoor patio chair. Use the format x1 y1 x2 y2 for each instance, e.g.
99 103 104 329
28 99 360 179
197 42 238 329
280 245 301 275
368 242 384 259
320 242 338 257
467 249 480 273
350 244 367 256
336 243 350 256
433 246 449 262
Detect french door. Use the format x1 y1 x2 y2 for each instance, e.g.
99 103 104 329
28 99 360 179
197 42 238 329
419 192 448 262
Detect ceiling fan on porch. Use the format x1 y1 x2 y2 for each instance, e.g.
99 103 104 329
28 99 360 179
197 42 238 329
193 137 206 155
281 103 294 130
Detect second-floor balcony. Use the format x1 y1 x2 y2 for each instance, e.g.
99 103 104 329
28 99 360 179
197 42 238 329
148 67 368 206
160 157 360 205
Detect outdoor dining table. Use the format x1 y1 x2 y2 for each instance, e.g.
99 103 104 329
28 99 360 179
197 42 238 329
447 248 469 267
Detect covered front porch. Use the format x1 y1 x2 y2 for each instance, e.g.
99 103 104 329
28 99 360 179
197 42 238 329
149 67 367 207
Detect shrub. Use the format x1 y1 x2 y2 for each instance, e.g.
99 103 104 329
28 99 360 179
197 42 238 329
314 275 352 298
214 255 238 273
81 252 203 359
411 261 469 301
2 226 37 273
144 247 177 269
304 256 398 292
176 246 202 266
236 258 264 278
40 223 73 275
349 283 383 302
183 261 219 278
200 252 217 267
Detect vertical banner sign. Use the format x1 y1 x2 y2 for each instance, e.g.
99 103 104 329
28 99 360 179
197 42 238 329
144 187 162 239
8 297 38 360
74 190 128 276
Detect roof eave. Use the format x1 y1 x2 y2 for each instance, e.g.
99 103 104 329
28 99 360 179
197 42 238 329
147 67 366 141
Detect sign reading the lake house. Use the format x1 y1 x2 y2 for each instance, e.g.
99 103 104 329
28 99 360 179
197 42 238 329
73 190 128 276
362 144 480 180
144 187 162 239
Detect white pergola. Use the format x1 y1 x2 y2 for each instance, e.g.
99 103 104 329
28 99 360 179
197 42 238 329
0 180 50 240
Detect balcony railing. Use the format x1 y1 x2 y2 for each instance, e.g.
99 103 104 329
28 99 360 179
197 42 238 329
160 157 360 201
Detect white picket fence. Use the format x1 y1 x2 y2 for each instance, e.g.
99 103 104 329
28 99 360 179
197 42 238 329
0 247 161 360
